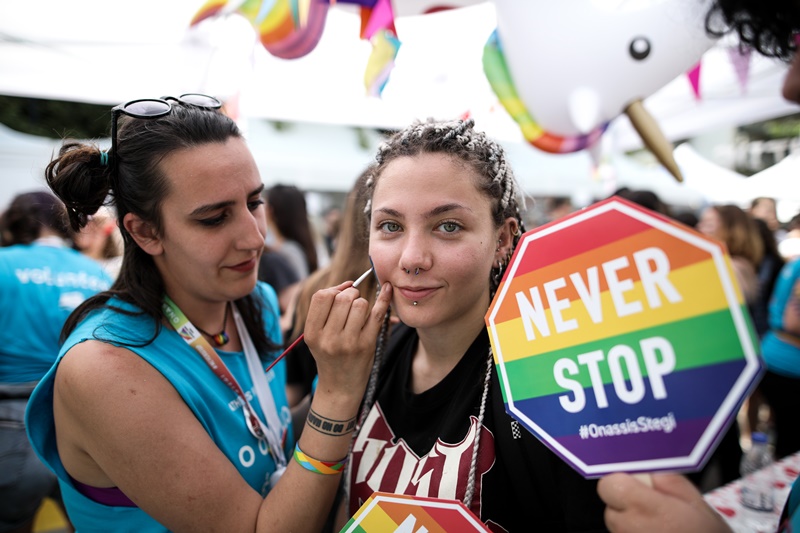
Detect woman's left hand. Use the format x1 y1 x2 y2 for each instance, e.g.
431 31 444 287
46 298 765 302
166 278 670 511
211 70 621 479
598 473 732 533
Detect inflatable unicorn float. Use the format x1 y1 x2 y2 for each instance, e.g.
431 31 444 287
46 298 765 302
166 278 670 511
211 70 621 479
191 0 717 181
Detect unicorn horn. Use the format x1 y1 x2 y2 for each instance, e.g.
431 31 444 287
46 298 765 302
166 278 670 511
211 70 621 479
625 100 683 183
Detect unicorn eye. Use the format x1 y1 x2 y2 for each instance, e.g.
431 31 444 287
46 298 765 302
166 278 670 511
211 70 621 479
629 37 651 61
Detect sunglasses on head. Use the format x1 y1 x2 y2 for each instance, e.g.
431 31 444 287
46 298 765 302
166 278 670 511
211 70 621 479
110 93 222 177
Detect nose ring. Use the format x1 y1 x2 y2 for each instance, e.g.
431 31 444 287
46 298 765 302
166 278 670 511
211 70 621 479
404 268 420 275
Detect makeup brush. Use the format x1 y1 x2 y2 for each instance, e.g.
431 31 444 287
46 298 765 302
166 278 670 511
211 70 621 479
264 267 374 374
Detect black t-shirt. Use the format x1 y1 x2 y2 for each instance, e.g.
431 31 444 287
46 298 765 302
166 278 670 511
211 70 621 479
348 324 608 532
285 337 316 393
257 250 300 297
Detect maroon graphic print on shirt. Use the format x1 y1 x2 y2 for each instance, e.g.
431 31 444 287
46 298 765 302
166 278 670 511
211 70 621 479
349 402 496 516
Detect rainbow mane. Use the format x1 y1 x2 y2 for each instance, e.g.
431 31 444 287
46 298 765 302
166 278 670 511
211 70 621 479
483 30 608 154
190 0 398 94
190 0 329 60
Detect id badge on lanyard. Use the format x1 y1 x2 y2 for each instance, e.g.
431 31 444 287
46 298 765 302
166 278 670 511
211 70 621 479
162 295 287 486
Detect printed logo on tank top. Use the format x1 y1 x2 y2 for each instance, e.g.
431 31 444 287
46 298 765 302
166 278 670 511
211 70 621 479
350 402 496 517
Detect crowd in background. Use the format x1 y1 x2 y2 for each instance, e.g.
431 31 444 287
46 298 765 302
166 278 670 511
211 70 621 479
3 178 798 509
0 0 798 524
1 160 800 532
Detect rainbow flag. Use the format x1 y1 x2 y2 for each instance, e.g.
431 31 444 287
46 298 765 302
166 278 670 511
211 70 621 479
486 197 762 476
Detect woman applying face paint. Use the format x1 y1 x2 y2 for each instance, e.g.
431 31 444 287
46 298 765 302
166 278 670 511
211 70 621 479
25 95 391 532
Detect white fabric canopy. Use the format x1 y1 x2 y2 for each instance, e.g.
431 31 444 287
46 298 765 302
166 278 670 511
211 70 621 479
0 0 795 212
673 143 751 204
0 123 61 208
0 0 793 143
0 119 724 212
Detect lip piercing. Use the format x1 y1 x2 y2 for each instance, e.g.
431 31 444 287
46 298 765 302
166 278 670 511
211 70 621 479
413 301 418 306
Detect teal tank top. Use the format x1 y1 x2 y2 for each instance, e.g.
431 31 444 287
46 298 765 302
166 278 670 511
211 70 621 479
26 282 293 532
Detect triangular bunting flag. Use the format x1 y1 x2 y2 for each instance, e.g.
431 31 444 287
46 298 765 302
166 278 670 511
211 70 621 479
686 61 702 100
727 46 752 94
362 0 395 40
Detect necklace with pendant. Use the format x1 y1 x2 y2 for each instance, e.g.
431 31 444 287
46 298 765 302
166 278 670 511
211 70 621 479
193 302 230 346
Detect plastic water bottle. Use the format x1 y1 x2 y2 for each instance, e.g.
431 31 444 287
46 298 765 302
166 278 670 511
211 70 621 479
740 432 776 532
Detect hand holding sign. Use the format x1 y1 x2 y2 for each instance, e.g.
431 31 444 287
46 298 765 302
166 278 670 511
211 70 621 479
598 473 733 533
485 196 763 478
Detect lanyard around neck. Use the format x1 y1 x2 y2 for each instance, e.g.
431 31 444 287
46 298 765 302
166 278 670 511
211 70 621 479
162 295 287 468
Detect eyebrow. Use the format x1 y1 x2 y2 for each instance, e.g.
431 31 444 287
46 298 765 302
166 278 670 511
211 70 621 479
189 184 265 217
374 203 471 219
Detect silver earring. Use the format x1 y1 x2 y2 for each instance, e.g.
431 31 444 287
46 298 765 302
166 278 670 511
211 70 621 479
493 258 505 285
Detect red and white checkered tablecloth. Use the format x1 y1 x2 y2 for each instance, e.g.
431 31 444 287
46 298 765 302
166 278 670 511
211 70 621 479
704 451 800 533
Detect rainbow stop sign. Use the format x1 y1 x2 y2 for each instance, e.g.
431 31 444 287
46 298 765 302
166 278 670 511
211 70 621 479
341 492 489 533
485 196 763 478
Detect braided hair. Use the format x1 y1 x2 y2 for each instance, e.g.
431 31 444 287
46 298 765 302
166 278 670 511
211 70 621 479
364 118 526 293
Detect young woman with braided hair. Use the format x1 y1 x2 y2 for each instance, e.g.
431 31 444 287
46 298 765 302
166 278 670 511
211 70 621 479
328 118 606 531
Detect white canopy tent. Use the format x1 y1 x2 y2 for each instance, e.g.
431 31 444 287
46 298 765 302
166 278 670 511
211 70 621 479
0 123 61 208
0 0 795 210
673 143 752 204
0 117 729 212
0 0 793 137
744 153 800 200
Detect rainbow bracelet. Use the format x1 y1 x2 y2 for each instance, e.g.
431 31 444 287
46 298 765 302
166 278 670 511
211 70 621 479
293 444 348 475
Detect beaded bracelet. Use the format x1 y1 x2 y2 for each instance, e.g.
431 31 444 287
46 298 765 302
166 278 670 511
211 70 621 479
293 444 348 475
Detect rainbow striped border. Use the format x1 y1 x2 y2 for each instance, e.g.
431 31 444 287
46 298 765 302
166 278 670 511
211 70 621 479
486 197 763 477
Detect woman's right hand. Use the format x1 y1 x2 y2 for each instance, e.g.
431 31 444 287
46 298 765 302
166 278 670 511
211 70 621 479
303 280 392 401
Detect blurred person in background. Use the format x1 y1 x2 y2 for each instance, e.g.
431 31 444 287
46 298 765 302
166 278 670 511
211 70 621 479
264 184 319 280
779 212 800 261
0 190 111 533
698 204 764 306
695 204 763 486
753 218 786 338
72 205 123 279
257 245 301 326
284 167 378 410
673 210 699 229
741 218 786 461
750 197 786 243
759 252 800 459
321 205 342 258
615 188 671 216
544 196 574 223
263 184 321 334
